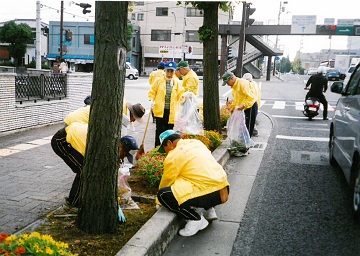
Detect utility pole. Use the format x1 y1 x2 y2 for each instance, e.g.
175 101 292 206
182 3 186 61
59 1 64 62
36 1 41 69
235 1 246 77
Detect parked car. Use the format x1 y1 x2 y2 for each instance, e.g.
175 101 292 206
329 62 360 223
126 62 139 80
325 68 345 81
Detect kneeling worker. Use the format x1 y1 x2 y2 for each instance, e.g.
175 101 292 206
156 130 230 236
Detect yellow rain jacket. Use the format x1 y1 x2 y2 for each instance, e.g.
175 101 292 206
65 122 88 156
148 77 185 124
158 139 230 205
249 80 261 109
231 78 256 110
64 105 90 125
182 69 199 96
149 69 165 85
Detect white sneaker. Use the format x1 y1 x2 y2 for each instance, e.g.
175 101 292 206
204 207 218 221
179 215 209 237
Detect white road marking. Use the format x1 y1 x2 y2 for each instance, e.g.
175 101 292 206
276 135 329 142
273 101 286 109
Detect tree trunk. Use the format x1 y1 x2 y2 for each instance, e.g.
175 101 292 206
77 1 128 234
203 3 221 132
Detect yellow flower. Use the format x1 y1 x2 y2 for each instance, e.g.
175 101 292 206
46 246 54 255
5 234 16 241
58 249 65 255
42 234 55 243
17 238 24 245
30 232 41 238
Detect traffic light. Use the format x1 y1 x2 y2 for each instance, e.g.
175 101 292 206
188 46 193 54
79 3 91 14
318 25 336 34
65 30 72 42
245 5 256 27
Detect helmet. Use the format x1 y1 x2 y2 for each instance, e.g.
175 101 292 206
84 95 92 105
317 66 326 75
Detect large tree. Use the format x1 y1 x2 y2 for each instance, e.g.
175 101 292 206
76 1 128 234
0 21 33 66
185 2 230 132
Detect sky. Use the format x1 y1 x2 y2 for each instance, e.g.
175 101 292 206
0 0 358 60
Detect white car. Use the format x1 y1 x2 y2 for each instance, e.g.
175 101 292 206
329 62 360 223
126 62 139 80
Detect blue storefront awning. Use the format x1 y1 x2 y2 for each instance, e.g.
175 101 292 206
46 54 94 63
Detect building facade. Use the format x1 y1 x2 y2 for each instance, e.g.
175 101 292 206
0 19 48 66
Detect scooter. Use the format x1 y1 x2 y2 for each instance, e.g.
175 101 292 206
303 95 320 120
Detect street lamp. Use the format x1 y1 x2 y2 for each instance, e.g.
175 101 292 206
273 1 288 76
171 11 176 61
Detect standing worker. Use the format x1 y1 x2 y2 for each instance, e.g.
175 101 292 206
242 73 261 136
176 61 199 96
148 61 185 147
149 61 166 123
222 71 257 139
304 66 329 120
156 130 230 237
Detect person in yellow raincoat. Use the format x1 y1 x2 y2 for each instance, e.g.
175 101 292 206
148 61 185 147
51 121 138 210
222 71 257 139
176 61 199 96
156 130 230 237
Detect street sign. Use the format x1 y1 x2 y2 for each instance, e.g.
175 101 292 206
336 26 354 35
324 18 335 25
159 45 182 55
291 15 317 34
337 19 354 26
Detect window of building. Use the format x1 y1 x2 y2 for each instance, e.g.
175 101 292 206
132 37 136 48
131 13 135 20
151 30 171 41
137 13 144 21
156 7 168 16
186 7 203 17
186 30 200 42
134 1 144 6
84 34 95 45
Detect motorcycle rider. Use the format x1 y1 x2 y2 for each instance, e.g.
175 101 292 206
304 66 329 120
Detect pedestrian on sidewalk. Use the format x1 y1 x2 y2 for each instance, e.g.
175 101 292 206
156 130 230 237
222 71 258 138
176 61 199 96
148 61 185 147
51 122 138 209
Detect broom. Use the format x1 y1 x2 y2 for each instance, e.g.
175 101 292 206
136 107 152 160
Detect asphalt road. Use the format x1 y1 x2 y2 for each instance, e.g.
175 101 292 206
231 75 360 255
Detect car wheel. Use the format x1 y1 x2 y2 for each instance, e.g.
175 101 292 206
352 161 360 224
329 131 338 167
128 74 134 80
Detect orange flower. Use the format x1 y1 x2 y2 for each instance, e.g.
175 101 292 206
0 233 8 242
14 247 26 254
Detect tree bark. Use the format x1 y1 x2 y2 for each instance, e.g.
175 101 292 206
203 3 221 132
77 1 128 234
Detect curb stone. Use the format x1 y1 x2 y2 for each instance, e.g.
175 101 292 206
115 139 231 256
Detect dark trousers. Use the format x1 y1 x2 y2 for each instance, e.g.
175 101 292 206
51 128 83 207
155 109 174 147
157 186 229 220
245 102 258 138
305 93 328 119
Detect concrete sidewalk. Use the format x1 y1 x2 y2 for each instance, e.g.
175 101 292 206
117 111 273 255
0 113 157 234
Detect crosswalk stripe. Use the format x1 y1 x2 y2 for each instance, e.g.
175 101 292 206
260 100 335 111
273 101 286 109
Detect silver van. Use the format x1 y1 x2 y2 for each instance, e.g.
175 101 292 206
329 62 360 222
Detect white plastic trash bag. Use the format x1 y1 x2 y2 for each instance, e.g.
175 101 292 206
226 110 253 152
174 92 204 135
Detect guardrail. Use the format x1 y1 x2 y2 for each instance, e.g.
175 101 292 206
15 74 67 104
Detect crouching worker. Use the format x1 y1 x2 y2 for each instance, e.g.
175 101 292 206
156 130 230 237
51 122 138 210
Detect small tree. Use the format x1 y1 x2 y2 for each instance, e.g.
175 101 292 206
0 21 33 66
184 2 231 132
76 1 128 234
